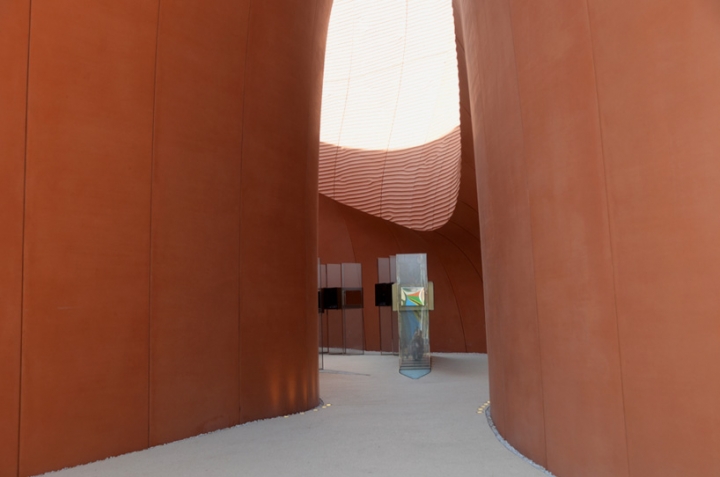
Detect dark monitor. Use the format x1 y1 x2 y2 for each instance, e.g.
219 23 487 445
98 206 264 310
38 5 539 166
375 282 393 307
321 287 342 310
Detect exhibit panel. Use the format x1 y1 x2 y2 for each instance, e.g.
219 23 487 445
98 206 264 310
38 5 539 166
324 263 344 352
319 263 328 355
341 263 364 354
318 262 365 354
318 259 324 369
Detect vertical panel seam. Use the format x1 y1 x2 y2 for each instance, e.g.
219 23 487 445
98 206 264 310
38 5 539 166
17 1 33 474
305 0 321 409
237 1 253 423
147 0 162 448
583 1 632 475
505 0 549 467
471 0 509 438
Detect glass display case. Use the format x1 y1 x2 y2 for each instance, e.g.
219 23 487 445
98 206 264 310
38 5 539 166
394 253 432 378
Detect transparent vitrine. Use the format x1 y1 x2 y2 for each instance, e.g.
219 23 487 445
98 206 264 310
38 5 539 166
342 263 364 355
318 259 324 369
378 257 398 355
325 264 343 353
395 253 431 378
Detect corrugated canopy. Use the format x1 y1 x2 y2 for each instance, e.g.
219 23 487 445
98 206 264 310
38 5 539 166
319 0 461 231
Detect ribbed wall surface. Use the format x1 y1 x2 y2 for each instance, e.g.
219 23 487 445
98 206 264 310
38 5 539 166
319 0 461 231
319 129 461 231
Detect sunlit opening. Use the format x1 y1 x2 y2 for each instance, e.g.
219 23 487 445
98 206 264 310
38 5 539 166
319 0 462 231
320 0 460 150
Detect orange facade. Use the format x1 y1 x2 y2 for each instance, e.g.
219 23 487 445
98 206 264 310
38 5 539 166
2 0 719 476
1 1 329 475
455 0 720 475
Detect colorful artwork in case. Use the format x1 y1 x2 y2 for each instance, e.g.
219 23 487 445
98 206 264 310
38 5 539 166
400 286 425 307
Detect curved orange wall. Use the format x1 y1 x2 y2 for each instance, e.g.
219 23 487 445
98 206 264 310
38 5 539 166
318 129 462 231
0 1 331 475
455 0 720 475
4 0 720 476
0 2 29 476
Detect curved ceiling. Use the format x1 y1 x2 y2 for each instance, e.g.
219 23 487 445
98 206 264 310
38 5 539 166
319 0 461 231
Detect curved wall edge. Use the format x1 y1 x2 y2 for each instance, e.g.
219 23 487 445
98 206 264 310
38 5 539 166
318 129 462 232
456 0 720 475
0 1 332 475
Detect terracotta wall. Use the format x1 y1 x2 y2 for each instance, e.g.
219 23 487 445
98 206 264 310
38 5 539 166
4 0 720 476
0 2 30 476
0 1 331 475
455 0 720 475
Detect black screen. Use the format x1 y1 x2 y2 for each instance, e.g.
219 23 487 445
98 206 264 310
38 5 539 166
322 287 342 310
374 283 393 307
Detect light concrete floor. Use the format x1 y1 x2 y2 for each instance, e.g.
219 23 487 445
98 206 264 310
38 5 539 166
41 354 548 477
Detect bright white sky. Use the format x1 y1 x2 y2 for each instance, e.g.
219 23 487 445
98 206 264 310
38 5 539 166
320 0 460 151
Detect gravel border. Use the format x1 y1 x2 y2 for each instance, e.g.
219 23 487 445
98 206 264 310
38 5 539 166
485 405 556 476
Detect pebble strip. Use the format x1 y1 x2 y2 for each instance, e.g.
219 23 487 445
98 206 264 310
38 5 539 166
485 405 556 476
